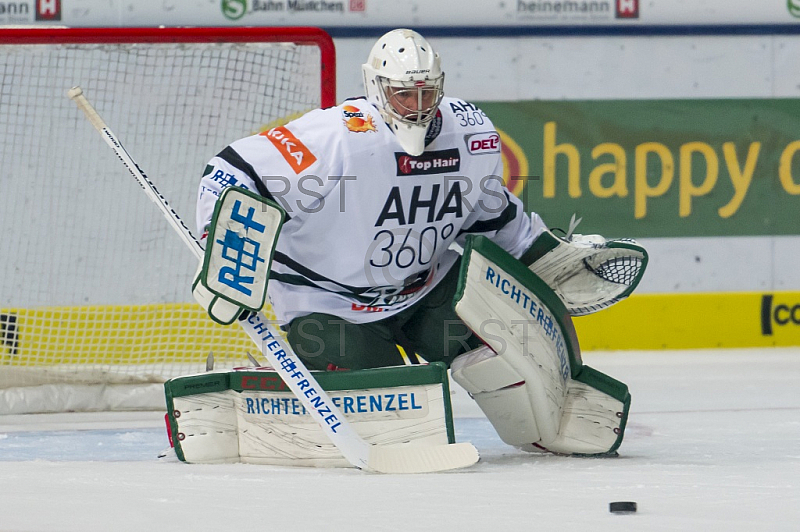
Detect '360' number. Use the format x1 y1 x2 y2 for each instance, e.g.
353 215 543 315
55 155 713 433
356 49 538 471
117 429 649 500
456 110 486 127
369 224 455 269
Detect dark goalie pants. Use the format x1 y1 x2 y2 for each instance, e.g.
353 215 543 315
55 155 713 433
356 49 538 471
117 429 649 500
286 263 484 370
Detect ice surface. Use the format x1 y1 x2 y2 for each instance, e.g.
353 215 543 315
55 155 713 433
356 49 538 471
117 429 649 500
1 349 798 531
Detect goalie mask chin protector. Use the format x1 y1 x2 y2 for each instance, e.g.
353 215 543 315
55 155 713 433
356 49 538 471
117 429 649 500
362 29 444 156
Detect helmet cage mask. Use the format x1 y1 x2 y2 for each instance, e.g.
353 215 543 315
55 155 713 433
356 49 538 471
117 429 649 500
377 74 444 128
361 29 445 155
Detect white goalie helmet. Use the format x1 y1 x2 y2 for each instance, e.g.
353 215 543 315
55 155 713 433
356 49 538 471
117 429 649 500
362 29 445 156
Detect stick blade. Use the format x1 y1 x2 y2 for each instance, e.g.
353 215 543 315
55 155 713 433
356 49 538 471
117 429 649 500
366 443 479 474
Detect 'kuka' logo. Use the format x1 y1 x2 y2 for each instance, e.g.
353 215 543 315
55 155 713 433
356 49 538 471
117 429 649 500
261 126 318 173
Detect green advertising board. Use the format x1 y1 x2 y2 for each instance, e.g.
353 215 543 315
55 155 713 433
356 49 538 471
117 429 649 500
476 99 800 238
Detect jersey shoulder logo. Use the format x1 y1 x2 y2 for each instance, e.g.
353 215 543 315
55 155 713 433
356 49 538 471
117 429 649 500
464 131 501 155
342 105 377 133
447 100 489 129
261 126 317 173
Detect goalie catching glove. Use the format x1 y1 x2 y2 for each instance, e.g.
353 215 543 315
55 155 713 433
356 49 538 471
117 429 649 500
520 216 648 316
192 187 284 325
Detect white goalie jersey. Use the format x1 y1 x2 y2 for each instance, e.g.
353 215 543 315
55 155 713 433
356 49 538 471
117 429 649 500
197 97 543 325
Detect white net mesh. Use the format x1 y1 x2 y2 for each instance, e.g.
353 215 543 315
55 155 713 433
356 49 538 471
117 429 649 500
0 28 333 410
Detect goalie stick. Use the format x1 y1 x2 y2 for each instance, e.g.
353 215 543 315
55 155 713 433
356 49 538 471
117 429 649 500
67 86 478 474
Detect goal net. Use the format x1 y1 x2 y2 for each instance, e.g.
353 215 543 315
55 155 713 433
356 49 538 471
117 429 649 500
0 27 336 414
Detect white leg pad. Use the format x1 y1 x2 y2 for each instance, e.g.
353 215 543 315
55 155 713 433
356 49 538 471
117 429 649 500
166 364 459 467
452 346 629 455
453 236 631 456
450 345 523 394
451 346 543 445
521 378 626 455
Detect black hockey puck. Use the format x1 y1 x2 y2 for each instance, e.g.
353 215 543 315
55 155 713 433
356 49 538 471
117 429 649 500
609 501 637 513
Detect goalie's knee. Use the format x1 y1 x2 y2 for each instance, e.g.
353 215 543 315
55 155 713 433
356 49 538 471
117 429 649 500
451 346 630 456
451 346 547 446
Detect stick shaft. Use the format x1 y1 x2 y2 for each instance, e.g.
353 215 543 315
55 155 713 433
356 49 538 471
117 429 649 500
68 86 479 473
68 87 203 259
68 86 371 469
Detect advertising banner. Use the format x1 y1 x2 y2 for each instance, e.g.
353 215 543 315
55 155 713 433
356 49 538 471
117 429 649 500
477 99 800 238
1 0 800 28
574 291 800 349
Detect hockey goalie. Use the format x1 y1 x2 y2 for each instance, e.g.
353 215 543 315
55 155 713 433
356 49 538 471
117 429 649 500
176 28 648 465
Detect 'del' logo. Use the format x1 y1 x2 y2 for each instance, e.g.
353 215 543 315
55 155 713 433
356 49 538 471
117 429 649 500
761 294 800 335
616 0 639 19
36 0 61 20
790 0 800 18
465 131 501 155
342 105 377 133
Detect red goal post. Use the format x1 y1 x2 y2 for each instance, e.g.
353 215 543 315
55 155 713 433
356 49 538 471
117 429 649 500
0 26 336 414
1 26 336 108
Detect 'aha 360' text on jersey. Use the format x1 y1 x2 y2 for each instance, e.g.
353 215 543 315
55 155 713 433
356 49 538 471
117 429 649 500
197 97 543 325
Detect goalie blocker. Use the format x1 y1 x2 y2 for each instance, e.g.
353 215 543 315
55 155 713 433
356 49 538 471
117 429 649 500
451 235 631 456
193 186 284 325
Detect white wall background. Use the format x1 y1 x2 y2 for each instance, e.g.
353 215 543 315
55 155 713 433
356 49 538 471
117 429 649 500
4 0 799 27
2 25 798 296
334 35 800 101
